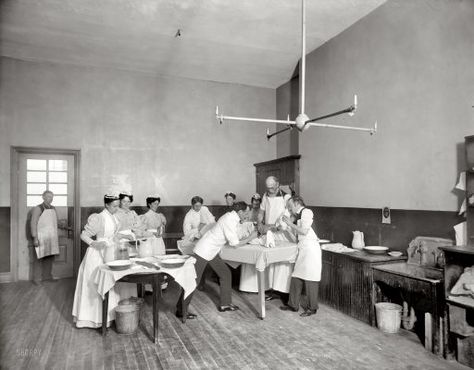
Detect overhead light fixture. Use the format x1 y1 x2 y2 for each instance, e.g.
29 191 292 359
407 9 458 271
215 0 377 140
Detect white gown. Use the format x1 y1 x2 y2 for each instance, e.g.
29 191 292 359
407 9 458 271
179 206 216 254
72 209 136 328
292 208 321 282
239 192 293 293
140 210 166 255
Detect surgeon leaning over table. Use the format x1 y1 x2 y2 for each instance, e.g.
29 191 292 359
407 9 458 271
176 201 255 320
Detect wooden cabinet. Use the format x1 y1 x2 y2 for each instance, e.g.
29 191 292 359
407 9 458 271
440 245 474 368
372 263 445 355
319 249 406 324
254 155 300 195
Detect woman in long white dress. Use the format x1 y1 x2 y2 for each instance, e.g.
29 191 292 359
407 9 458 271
140 196 166 256
72 194 137 328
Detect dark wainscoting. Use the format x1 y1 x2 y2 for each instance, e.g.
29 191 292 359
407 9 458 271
309 206 464 251
0 207 11 272
80 205 230 259
1 204 465 272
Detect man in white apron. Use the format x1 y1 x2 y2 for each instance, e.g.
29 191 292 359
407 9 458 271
280 195 321 317
30 190 60 282
239 176 294 296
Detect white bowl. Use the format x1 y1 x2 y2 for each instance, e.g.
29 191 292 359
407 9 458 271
106 260 132 271
318 239 331 244
155 254 189 260
160 258 186 268
363 246 389 255
388 251 403 257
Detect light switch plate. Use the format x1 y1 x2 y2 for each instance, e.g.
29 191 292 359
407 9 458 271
382 207 391 224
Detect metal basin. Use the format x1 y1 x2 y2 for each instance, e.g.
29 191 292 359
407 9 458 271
375 262 443 282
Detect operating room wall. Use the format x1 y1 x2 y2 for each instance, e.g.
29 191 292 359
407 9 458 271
276 76 299 158
277 0 474 211
0 57 276 207
0 57 276 273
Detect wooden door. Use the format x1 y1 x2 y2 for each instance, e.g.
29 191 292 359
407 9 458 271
17 153 75 280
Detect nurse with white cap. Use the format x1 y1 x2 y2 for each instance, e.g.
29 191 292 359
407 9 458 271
72 194 136 328
140 195 166 256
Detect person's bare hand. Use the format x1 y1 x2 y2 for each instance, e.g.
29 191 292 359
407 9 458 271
281 216 292 225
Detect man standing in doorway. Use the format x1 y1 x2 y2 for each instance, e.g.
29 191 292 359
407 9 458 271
30 190 60 282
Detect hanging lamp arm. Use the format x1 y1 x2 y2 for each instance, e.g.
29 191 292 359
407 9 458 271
304 105 355 124
267 126 292 140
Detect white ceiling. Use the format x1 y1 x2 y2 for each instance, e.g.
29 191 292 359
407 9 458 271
0 0 386 88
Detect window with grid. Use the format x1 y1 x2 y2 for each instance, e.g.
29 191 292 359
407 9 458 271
26 159 68 207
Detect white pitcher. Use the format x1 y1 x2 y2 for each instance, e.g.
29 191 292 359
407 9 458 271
137 238 153 258
352 231 365 249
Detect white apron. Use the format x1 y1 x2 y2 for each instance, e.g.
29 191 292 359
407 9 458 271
240 193 293 293
35 209 60 259
292 219 321 282
72 210 136 328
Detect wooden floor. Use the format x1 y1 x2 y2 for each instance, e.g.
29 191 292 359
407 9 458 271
0 278 468 370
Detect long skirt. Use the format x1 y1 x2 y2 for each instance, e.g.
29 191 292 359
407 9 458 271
72 246 136 328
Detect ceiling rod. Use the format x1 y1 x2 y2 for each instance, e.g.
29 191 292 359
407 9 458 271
215 0 377 138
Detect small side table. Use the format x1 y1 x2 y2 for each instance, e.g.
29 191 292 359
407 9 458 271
102 273 163 344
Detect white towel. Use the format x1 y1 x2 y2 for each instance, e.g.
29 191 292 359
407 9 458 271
459 199 467 216
247 230 275 248
265 230 275 248
455 171 466 191
454 221 467 246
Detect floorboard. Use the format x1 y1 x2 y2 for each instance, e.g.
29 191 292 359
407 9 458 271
0 278 469 370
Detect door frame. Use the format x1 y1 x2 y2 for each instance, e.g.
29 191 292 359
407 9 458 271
10 146 81 282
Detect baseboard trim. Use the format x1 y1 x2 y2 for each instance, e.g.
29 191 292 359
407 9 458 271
0 272 13 283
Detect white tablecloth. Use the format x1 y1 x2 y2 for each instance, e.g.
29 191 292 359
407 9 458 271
220 241 298 271
93 257 197 299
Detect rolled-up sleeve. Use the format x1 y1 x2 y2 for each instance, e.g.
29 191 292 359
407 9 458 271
183 212 198 239
300 209 314 230
200 206 215 224
222 219 240 247
30 206 41 238
81 214 100 245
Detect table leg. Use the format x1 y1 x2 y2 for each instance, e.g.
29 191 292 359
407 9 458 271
102 291 109 336
137 283 144 298
257 270 265 320
152 275 160 344
182 288 187 324
425 312 433 352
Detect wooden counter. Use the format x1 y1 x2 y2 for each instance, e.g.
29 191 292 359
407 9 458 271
319 249 406 325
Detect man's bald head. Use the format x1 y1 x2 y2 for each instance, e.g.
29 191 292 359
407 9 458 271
265 176 279 195
265 176 279 187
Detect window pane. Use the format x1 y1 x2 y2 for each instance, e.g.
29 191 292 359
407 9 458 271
27 195 43 207
49 184 67 195
27 159 46 171
49 160 67 171
52 195 67 207
49 172 67 183
27 171 46 182
27 183 47 195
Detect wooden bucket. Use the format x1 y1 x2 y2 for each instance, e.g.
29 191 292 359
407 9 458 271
375 302 402 334
115 304 140 334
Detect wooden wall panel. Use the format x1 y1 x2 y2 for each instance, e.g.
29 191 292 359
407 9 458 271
309 206 463 251
0 207 10 272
